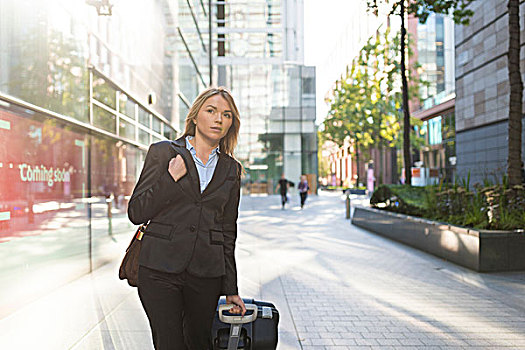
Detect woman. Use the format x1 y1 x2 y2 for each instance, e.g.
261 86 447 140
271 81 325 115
128 86 246 349
298 175 309 209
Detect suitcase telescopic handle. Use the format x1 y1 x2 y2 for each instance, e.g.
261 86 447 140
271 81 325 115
218 303 258 324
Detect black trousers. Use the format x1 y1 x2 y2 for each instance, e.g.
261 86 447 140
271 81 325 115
138 265 222 350
300 192 308 207
280 192 287 206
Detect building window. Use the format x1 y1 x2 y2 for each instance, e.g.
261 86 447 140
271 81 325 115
93 77 116 109
138 107 150 127
93 104 116 133
119 118 135 140
428 116 442 145
302 77 315 95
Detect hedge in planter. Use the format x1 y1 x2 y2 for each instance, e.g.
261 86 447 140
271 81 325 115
370 184 427 217
370 183 525 231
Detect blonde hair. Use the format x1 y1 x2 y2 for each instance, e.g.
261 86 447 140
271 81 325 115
183 86 241 156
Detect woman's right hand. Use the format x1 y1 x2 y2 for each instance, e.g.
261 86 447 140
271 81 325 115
168 154 187 182
226 295 246 316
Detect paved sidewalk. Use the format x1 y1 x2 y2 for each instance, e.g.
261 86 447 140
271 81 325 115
1 191 524 349
247 192 525 349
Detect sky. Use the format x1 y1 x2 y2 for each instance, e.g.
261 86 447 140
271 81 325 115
303 0 382 125
303 0 359 67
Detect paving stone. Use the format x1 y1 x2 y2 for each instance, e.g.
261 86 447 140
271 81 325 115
355 338 380 346
233 193 525 350
1 193 524 350
333 338 358 346
310 338 335 346
398 338 424 346
375 338 401 346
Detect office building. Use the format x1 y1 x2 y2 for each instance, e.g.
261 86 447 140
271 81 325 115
0 0 208 317
454 0 525 185
411 13 457 185
212 0 317 193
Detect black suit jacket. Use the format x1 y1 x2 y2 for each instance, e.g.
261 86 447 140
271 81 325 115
127 137 241 295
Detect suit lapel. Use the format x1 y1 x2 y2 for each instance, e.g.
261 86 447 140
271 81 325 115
202 152 232 197
170 138 200 199
171 137 233 198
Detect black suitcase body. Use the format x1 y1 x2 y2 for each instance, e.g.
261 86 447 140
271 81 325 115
211 297 279 350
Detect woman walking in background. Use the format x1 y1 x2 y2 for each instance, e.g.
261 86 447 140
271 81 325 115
128 86 246 349
298 175 309 209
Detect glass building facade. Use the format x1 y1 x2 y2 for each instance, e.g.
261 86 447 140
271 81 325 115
420 111 456 183
211 0 317 194
413 13 456 184
0 0 209 318
417 13 455 108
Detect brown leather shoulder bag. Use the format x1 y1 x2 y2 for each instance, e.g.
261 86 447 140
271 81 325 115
118 223 147 287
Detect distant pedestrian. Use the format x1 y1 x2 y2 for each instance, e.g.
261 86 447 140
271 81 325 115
298 175 309 209
276 174 290 209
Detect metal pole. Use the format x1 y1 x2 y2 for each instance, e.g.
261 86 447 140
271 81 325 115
107 196 113 236
345 191 351 219
208 0 212 86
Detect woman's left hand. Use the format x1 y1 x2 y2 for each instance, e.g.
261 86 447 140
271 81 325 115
226 295 246 316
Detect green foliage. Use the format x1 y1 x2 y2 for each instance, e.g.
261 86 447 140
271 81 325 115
429 181 490 229
317 131 331 178
323 28 426 175
483 184 525 230
407 0 474 25
370 184 427 216
366 0 474 25
371 181 525 231
365 0 475 186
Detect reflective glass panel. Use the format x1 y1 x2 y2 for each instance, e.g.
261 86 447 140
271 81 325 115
138 108 150 127
118 94 136 119
0 1 89 122
164 124 177 140
152 117 162 134
93 77 117 110
118 118 135 140
0 104 89 318
90 136 140 270
139 128 150 145
93 105 116 133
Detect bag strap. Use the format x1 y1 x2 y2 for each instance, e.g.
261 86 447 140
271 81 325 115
136 222 148 241
133 142 173 241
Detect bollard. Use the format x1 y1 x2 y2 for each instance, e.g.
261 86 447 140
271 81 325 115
106 197 113 235
345 191 351 219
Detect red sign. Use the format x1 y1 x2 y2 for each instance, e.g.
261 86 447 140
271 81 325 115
411 168 421 178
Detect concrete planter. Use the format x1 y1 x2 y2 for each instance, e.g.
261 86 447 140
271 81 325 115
351 206 525 272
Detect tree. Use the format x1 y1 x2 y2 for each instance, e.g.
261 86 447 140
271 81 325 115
324 29 425 186
317 130 333 180
399 0 412 185
366 0 474 185
507 0 523 186
324 67 373 186
405 0 473 25
409 1 522 185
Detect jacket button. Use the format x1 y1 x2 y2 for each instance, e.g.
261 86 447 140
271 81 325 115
190 225 196 232
195 201 200 207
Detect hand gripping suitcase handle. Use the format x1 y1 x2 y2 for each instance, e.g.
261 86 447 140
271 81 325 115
219 304 258 350
218 303 258 324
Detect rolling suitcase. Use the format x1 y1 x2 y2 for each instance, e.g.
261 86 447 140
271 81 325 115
211 298 279 350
